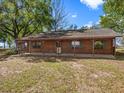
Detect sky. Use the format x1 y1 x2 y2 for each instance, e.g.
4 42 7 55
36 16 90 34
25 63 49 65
63 0 104 27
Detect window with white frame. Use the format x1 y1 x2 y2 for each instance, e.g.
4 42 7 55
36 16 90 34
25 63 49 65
71 41 81 48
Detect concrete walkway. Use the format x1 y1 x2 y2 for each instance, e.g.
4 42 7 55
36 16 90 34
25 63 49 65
22 53 115 59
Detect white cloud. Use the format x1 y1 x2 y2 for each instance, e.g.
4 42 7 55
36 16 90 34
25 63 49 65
80 0 103 9
71 14 77 18
84 21 93 28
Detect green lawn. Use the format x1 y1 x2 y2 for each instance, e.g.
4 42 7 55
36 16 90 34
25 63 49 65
0 48 124 93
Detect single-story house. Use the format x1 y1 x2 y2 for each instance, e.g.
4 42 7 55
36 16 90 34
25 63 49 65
16 28 121 56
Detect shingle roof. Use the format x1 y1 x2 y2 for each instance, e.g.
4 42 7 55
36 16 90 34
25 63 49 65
21 28 122 40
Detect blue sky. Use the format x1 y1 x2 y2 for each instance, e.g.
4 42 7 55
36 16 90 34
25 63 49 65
63 0 104 27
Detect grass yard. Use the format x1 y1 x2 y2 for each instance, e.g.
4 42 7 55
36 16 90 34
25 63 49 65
0 48 124 93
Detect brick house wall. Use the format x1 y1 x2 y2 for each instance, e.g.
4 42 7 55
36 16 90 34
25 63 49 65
94 38 113 54
17 38 114 55
61 39 92 54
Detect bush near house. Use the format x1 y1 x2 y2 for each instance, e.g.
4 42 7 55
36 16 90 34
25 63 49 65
4 48 17 55
0 48 17 56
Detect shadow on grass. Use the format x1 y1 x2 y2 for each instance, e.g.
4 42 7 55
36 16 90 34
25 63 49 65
115 52 124 61
19 55 80 63
0 52 124 63
0 54 11 61
19 55 115 63
22 53 124 63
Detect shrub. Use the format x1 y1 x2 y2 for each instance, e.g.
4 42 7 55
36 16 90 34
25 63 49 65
5 48 17 55
94 41 104 49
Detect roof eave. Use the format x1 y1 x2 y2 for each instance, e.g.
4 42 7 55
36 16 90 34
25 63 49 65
20 36 116 41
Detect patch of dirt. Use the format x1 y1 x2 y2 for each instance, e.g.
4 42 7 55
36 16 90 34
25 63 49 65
71 62 86 69
0 67 23 77
89 71 115 79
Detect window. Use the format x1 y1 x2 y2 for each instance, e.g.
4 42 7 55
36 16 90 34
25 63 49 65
71 41 81 48
94 40 105 49
32 41 42 48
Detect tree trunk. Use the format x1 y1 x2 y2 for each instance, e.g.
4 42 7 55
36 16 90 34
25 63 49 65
8 43 11 48
3 41 5 48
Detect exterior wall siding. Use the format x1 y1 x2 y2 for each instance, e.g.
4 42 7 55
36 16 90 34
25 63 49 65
17 38 114 55
61 39 92 54
30 40 56 53
94 39 113 54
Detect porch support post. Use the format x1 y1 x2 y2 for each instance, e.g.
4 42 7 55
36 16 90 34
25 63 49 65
113 38 116 56
92 39 95 56
16 40 19 54
73 41 76 56
20 41 22 54
74 46 75 56
29 40 31 53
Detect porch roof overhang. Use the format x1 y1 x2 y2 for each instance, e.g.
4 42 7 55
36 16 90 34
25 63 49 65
17 36 118 41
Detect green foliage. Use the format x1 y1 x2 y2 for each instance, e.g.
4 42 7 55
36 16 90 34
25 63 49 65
100 0 124 33
0 31 7 42
94 41 104 49
5 48 17 55
0 0 52 39
68 24 78 30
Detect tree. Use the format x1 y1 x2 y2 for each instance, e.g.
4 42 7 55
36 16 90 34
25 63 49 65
90 24 101 29
100 0 124 33
67 24 78 30
0 31 7 48
51 0 68 31
80 26 88 31
0 0 52 40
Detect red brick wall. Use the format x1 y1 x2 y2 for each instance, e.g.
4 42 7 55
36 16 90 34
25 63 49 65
19 38 114 55
94 38 113 54
30 40 56 53
61 39 92 54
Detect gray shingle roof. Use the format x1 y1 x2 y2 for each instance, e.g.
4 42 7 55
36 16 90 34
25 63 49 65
21 28 122 40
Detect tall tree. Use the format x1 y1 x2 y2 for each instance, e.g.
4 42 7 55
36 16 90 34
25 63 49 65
51 0 68 31
80 26 88 31
0 0 52 40
100 0 124 33
90 24 101 29
67 24 78 30
0 31 7 48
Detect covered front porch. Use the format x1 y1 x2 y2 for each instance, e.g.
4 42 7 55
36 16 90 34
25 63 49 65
16 37 116 56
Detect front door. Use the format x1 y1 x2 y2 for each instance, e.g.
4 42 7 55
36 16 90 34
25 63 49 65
56 41 62 54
